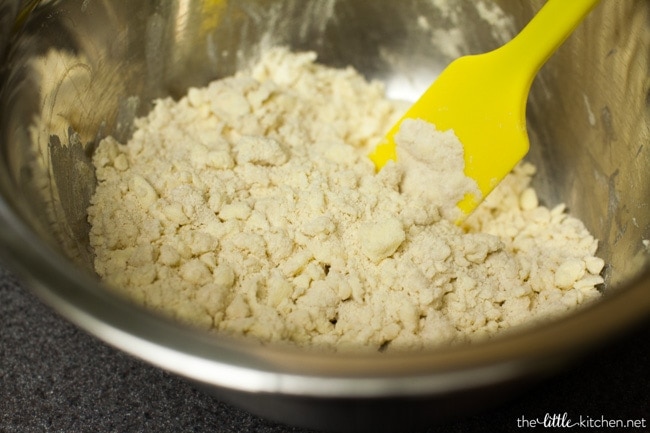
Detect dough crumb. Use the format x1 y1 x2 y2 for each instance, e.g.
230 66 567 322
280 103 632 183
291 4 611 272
88 48 603 351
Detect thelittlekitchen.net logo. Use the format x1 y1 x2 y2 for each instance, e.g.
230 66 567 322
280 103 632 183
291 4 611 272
517 413 647 429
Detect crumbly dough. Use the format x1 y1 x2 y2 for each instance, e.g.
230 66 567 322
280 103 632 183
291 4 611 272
87 48 604 351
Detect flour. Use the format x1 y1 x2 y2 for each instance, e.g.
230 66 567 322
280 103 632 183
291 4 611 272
395 118 480 222
88 48 603 351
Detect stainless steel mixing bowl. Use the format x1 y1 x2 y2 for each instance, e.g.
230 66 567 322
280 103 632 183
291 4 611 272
0 0 648 431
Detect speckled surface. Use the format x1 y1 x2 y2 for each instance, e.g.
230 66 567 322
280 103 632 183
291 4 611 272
1 261 648 433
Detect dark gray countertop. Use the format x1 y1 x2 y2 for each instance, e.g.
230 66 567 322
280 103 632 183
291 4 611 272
1 261 648 433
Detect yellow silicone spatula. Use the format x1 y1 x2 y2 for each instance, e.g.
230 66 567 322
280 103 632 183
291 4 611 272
369 0 601 219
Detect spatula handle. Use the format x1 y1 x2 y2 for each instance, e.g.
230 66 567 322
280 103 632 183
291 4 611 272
503 0 601 82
